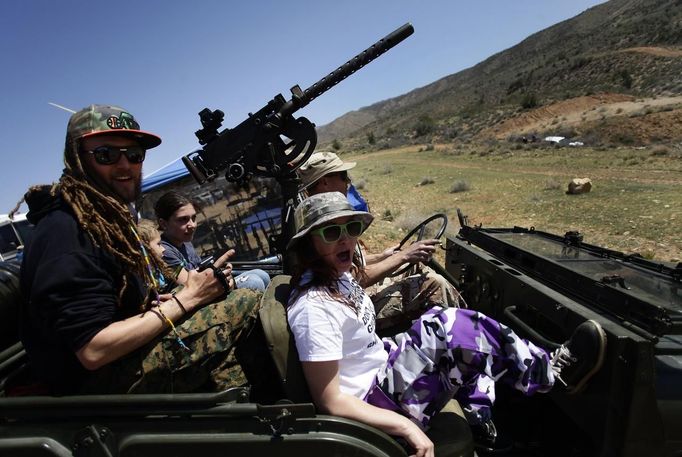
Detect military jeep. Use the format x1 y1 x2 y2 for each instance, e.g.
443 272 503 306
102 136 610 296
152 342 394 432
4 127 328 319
2 167 680 456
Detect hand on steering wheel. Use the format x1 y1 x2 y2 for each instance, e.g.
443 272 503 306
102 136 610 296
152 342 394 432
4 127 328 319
390 214 447 277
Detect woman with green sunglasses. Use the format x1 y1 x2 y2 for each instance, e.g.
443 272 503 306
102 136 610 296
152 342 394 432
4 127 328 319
286 192 606 457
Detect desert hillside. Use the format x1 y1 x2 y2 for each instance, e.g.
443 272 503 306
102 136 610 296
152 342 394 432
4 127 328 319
317 0 682 151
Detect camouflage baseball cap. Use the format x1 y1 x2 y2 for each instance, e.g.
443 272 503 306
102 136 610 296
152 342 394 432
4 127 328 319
67 104 161 149
297 151 356 190
287 191 373 249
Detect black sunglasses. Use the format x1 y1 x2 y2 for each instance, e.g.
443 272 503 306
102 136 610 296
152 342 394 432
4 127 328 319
311 220 365 243
81 146 146 165
328 171 350 183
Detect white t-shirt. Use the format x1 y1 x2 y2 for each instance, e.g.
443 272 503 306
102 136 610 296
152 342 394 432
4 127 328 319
288 271 388 399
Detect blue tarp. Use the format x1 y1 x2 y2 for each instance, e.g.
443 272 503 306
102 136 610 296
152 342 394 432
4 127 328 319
142 157 189 193
142 158 369 211
242 207 281 233
348 184 368 212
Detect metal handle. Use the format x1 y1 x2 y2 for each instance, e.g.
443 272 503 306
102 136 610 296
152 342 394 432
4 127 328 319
503 306 561 350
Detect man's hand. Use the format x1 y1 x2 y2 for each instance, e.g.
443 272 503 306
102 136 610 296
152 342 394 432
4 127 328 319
397 239 439 265
214 248 236 267
359 239 440 288
182 266 234 311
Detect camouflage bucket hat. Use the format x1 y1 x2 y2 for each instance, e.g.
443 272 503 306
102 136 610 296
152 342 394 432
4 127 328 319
67 104 162 149
287 191 373 250
298 151 356 190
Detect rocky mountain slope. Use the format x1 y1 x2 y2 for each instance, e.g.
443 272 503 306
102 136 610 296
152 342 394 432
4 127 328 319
317 0 682 150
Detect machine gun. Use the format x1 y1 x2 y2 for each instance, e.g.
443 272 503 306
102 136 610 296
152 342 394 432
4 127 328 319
181 23 414 187
181 23 413 256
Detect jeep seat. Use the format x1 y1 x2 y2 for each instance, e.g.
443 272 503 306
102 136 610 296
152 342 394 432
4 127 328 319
0 261 21 350
255 275 474 457
255 275 311 403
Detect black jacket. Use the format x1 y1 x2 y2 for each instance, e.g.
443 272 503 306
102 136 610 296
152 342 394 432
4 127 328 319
20 188 144 394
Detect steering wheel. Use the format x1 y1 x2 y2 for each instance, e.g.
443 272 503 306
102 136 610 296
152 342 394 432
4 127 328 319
389 213 448 277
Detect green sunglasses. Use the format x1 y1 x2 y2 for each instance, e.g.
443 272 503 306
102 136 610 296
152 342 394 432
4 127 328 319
311 220 365 243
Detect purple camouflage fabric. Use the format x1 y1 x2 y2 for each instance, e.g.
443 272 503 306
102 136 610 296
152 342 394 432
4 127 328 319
366 306 555 428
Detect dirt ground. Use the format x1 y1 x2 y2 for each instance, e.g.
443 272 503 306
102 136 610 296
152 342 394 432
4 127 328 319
620 46 682 58
481 93 682 141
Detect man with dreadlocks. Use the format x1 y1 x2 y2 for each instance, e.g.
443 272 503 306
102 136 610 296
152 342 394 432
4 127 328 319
19 104 262 395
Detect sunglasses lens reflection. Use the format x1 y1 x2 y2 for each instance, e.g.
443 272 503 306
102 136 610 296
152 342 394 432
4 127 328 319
346 221 363 237
321 225 342 242
91 147 146 165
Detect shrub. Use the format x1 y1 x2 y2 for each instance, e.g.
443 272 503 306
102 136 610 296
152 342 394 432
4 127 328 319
414 115 435 137
367 131 376 145
382 209 394 221
543 179 562 190
381 165 393 175
650 145 670 156
332 139 341 151
449 180 471 193
507 79 524 95
618 69 633 89
354 178 367 190
521 93 539 109
418 177 435 186
613 132 636 145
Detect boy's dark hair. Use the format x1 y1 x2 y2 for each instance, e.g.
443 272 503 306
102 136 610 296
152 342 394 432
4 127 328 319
154 191 194 221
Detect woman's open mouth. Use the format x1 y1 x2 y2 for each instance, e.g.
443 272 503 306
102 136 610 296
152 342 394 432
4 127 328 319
336 249 352 263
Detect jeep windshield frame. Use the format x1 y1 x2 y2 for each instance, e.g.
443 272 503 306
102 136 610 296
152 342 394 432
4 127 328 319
458 224 682 338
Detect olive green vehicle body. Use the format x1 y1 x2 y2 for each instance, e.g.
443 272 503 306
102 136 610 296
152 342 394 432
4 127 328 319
439 223 681 456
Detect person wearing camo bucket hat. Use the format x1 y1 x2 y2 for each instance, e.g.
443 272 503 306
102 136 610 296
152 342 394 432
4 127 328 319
17 104 262 395
287 191 373 250
287 192 607 457
297 152 460 330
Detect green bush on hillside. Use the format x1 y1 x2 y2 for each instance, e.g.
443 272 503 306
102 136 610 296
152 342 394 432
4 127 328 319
521 93 539 109
414 115 435 137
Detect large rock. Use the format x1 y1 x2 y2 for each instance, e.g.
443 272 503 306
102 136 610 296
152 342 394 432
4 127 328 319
567 178 592 195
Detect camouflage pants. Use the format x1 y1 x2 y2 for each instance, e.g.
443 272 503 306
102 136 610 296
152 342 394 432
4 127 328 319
79 289 262 394
367 266 499 425
365 306 555 429
368 265 461 331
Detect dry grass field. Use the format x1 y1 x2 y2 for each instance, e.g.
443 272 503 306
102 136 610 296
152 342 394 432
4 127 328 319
346 144 682 263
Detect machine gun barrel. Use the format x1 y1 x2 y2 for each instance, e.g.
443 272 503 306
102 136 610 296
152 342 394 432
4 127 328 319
278 23 414 117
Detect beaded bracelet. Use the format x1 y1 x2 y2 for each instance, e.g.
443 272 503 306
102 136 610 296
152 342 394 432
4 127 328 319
171 292 187 314
152 306 190 352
